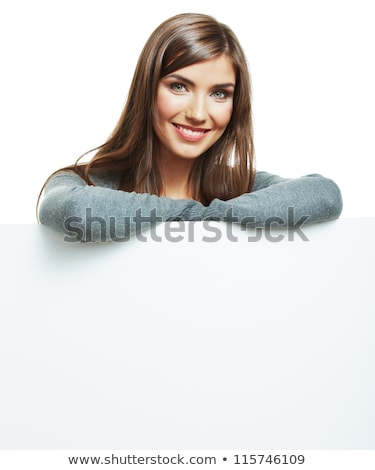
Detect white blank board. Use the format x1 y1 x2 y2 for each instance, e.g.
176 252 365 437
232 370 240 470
0 219 374 449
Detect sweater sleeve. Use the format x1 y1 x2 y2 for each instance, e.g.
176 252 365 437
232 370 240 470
38 171 205 242
202 172 343 227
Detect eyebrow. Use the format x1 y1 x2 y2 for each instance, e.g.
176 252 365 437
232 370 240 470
165 73 235 89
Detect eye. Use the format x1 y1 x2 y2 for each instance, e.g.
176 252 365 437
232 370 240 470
170 82 187 93
212 89 229 100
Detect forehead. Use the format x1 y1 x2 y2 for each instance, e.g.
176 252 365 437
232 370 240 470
167 55 236 85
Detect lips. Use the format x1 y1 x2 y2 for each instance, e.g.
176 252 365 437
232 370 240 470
173 123 210 141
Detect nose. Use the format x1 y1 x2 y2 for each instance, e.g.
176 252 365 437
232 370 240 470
185 94 208 124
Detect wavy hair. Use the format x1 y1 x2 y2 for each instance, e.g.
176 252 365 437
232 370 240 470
39 13 255 206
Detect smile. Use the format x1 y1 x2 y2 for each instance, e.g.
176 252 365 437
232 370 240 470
173 123 210 141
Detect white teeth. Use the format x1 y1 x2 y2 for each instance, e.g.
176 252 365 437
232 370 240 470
176 125 205 136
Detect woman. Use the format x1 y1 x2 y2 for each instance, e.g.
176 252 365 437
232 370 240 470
38 13 342 242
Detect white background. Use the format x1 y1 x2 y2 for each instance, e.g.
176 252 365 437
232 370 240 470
1 0 374 223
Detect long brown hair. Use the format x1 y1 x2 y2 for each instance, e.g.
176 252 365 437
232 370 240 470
39 13 255 208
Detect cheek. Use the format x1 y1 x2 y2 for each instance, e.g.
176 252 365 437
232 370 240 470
156 90 181 120
214 103 234 128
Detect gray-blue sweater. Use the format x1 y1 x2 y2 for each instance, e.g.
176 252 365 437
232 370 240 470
38 170 343 242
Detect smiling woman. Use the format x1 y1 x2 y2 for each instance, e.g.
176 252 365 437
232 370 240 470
37 13 342 242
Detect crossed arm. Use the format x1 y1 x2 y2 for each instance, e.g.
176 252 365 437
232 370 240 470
38 170 343 242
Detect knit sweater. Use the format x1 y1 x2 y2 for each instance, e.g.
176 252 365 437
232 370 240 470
38 170 343 242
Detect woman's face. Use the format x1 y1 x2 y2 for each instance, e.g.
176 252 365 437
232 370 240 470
153 54 236 163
